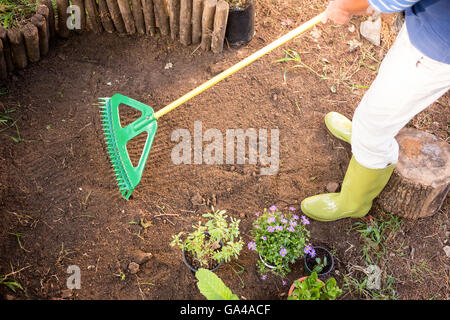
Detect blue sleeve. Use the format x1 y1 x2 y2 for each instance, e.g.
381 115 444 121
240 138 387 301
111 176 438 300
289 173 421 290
368 0 421 13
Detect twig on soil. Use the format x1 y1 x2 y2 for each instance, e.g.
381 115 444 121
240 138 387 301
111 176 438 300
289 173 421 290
2 265 32 279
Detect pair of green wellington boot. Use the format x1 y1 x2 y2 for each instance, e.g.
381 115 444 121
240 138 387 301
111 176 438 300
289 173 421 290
300 112 396 222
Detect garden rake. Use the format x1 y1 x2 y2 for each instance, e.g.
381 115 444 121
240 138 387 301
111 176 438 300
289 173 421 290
98 12 324 200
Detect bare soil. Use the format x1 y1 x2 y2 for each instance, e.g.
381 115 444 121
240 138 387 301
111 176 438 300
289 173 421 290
0 0 448 300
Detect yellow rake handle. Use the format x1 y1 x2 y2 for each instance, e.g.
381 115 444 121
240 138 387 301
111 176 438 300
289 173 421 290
153 12 325 120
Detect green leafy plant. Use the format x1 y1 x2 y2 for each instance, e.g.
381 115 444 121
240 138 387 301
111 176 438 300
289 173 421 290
0 0 37 29
248 206 310 277
288 272 342 300
195 268 239 300
170 207 243 269
312 256 327 274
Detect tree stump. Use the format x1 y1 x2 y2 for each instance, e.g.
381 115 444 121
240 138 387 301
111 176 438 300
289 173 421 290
168 0 180 40
38 0 56 38
377 128 450 219
36 5 50 43
192 0 203 45
118 0 137 34
71 0 86 32
0 40 7 81
211 0 229 54
180 0 193 46
141 0 156 36
131 0 146 34
56 0 71 38
98 0 116 33
0 27 14 73
31 14 49 56
85 0 103 34
7 28 28 69
106 0 126 33
153 0 170 37
23 23 40 63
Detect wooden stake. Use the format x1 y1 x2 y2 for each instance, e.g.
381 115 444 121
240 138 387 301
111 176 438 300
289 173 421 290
168 0 180 40
0 27 14 73
7 28 28 69
106 0 126 33
131 0 146 34
180 0 192 46
97 0 115 33
117 0 137 34
38 0 56 39
23 23 40 63
377 128 450 219
141 0 156 36
0 40 7 81
192 0 203 45
71 0 86 32
211 0 228 54
153 0 170 37
31 14 49 56
36 5 50 42
56 0 71 38
201 0 216 51
85 0 103 34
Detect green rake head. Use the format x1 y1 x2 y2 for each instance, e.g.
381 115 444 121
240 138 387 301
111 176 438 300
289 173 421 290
98 94 158 200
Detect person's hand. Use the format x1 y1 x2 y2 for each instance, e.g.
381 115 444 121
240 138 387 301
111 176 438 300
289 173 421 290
322 0 375 25
322 0 353 25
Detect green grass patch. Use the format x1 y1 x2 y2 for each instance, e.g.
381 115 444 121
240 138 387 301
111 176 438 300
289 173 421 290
0 0 37 29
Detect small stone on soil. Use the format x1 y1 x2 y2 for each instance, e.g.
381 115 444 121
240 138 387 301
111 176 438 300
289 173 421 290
128 262 140 274
191 192 203 206
326 182 339 193
443 246 450 258
133 250 153 265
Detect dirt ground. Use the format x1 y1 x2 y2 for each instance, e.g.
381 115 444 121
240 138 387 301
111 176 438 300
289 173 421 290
0 0 448 300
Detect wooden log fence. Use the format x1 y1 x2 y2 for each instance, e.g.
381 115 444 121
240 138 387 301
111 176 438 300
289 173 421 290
1 0 235 83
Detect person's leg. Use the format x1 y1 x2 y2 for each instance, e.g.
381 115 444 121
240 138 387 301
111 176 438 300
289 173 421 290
301 24 450 221
352 24 450 169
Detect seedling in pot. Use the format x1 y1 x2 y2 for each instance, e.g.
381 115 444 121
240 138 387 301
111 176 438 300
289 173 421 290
170 207 243 272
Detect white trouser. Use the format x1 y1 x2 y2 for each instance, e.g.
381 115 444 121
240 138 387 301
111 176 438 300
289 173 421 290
351 23 450 169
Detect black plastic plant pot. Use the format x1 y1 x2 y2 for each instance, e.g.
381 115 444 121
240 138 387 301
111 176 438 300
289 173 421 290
304 246 335 277
182 248 224 273
225 0 255 47
181 232 224 273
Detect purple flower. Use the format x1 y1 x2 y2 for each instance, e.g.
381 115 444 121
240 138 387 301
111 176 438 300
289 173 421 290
304 245 316 258
279 248 287 257
267 217 275 224
269 205 277 212
293 214 299 220
289 220 297 227
248 241 256 251
281 218 288 224
301 215 310 225
261 274 267 280
275 225 283 231
282 280 287 286
267 226 275 232
255 212 260 216
261 236 267 241
287 226 295 232
289 207 296 211
255 224 260 229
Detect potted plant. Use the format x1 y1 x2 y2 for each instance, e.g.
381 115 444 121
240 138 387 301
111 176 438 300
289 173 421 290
288 272 342 300
248 206 311 278
170 207 243 273
303 246 335 277
225 0 255 47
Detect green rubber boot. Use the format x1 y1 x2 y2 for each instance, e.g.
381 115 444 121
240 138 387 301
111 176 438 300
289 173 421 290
324 112 352 144
301 156 395 222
